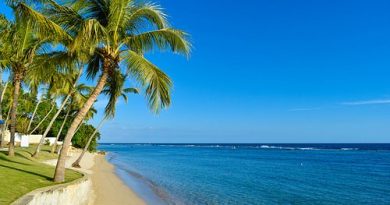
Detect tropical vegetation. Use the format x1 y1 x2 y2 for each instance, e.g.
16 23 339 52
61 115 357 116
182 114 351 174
0 0 190 185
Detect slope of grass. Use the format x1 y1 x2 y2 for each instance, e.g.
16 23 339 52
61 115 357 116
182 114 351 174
0 145 83 204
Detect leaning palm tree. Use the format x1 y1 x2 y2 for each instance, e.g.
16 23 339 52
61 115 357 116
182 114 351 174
47 0 190 182
72 73 138 168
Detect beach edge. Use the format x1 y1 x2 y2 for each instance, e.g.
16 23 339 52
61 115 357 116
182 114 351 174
91 153 146 205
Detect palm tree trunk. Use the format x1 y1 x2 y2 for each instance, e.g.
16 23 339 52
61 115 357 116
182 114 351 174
32 94 71 157
72 118 105 168
1 82 8 103
0 81 8 147
27 98 41 133
29 104 54 135
51 107 70 154
54 65 109 182
8 74 22 157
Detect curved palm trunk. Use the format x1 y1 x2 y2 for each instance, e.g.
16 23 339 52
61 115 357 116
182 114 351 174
8 74 22 157
54 66 109 182
72 118 105 168
27 98 41 133
1 104 11 148
32 94 71 157
0 81 8 147
51 108 70 154
29 104 55 135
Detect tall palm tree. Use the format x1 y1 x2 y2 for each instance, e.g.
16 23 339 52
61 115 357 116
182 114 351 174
47 0 190 182
72 74 138 168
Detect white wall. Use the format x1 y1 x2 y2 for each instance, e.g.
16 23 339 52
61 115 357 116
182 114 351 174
12 176 93 205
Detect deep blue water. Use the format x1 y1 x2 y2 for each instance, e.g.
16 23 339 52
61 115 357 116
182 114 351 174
98 144 390 205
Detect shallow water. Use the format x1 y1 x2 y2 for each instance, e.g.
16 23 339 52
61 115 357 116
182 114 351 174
99 143 390 205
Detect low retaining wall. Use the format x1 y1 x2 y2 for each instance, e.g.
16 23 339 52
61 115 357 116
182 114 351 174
12 174 93 205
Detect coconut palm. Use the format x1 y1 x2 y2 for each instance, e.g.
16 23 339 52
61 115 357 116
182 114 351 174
46 0 190 182
0 2 71 156
72 73 138 168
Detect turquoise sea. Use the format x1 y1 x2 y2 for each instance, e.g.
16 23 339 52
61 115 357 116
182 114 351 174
98 143 390 205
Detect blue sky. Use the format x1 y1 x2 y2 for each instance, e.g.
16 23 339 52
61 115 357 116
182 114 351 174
1 0 390 143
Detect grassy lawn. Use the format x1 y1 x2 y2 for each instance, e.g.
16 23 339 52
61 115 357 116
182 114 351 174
0 145 83 204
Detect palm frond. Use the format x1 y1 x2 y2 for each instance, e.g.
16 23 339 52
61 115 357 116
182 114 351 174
71 19 106 54
86 52 103 79
125 28 190 56
87 0 110 26
107 0 130 41
126 3 167 31
43 0 85 35
125 50 171 112
14 3 72 43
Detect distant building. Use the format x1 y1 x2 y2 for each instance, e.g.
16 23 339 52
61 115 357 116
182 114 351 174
0 129 61 147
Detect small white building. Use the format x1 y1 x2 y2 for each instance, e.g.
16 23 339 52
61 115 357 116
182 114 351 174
1 129 60 146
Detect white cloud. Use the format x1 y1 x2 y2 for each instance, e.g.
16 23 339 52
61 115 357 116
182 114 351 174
341 99 390 105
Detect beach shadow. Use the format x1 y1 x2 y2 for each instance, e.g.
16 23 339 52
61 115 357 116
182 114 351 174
0 163 52 180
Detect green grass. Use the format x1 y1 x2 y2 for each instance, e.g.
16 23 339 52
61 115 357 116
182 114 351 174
0 145 83 205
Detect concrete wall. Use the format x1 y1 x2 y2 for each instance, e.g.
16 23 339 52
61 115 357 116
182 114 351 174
12 175 93 205
28 135 43 144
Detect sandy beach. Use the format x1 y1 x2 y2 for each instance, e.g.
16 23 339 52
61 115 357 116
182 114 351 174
91 154 146 205
45 148 146 205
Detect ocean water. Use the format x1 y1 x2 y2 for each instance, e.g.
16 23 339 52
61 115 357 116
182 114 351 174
98 144 390 205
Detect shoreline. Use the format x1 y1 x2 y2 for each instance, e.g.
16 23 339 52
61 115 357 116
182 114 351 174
91 154 146 205
44 148 146 205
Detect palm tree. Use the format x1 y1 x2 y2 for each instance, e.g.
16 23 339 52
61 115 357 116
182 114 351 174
0 2 71 156
72 74 138 168
48 0 190 182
